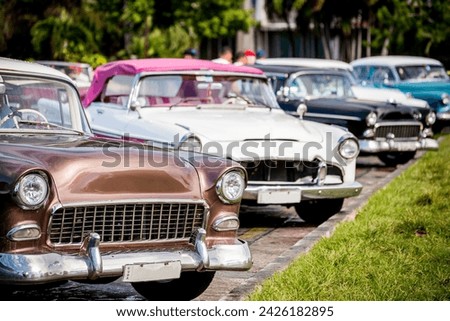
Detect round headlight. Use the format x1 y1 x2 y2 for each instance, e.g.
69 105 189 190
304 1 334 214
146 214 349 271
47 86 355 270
179 136 202 153
13 172 49 209
426 111 436 126
366 111 378 126
216 170 246 204
339 138 359 160
441 93 449 105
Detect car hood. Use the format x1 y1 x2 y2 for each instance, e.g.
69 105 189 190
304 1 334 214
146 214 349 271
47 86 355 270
352 86 428 108
305 97 419 120
0 135 201 204
140 107 325 144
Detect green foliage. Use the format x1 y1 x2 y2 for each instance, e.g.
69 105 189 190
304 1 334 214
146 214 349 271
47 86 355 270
173 0 254 39
31 7 98 61
79 53 108 69
125 23 198 58
1 0 449 62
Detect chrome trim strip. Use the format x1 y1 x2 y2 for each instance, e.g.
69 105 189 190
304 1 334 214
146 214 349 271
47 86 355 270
374 120 422 128
305 112 361 122
51 198 207 211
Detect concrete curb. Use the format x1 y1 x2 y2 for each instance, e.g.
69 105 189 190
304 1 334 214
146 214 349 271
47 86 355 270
219 153 424 301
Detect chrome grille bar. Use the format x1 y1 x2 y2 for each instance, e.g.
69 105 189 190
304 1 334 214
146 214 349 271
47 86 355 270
50 201 206 245
374 122 421 139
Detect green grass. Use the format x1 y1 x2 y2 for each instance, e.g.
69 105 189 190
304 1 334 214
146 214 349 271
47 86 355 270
248 135 450 301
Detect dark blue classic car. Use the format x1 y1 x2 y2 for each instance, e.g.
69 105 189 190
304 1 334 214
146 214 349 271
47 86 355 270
351 56 450 132
257 64 438 166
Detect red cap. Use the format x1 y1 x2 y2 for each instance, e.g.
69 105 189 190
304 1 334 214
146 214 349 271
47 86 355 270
244 49 256 57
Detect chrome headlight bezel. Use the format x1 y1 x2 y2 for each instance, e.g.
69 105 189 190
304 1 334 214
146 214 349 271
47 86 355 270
365 111 378 126
212 215 240 231
12 171 49 210
215 170 246 204
338 137 360 160
179 135 202 153
425 111 436 126
442 93 449 105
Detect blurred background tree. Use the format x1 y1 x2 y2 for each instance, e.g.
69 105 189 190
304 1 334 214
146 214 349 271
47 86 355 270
0 0 448 66
265 0 449 63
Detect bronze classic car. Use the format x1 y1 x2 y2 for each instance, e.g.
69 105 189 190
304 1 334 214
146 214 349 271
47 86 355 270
0 57 250 300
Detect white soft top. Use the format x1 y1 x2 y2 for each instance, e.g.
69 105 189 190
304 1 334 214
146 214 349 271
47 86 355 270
351 56 443 67
257 57 352 70
0 57 73 82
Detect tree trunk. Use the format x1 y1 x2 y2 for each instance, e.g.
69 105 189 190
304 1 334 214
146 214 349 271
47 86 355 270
320 23 331 59
283 9 296 56
381 26 394 56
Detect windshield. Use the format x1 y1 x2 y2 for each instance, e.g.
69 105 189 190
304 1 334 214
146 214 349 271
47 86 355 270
0 74 91 133
396 65 449 81
288 74 354 98
127 74 279 108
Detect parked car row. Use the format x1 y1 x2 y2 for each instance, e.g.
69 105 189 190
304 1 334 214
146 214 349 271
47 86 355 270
255 59 439 166
351 56 450 132
0 54 444 300
83 58 362 224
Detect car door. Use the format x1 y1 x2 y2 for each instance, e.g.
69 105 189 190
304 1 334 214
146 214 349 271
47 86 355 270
86 74 140 139
88 101 139 139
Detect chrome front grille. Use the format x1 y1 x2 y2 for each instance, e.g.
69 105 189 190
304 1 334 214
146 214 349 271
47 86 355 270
241 160 343 184
375 122 421 139
50 201 206 245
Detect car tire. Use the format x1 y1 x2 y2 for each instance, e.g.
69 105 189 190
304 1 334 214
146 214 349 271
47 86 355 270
377 151 416 166
131 271 215 301
294 198 344 224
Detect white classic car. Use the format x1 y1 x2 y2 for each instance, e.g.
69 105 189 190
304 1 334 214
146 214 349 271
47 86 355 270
36 60 94 100
84 58 363 223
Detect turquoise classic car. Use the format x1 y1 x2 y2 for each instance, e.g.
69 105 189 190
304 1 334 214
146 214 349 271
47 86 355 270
351 56 450 132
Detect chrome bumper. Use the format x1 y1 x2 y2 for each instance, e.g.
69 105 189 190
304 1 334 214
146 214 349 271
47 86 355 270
0 229 252 284
359 138 439 153
436 111 450 120
243 181 363 204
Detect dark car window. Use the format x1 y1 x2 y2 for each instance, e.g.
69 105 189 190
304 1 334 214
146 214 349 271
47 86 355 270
353 65 395 86
371 67 395 85
396 65 449 81
353 65 370 83
291 74 354 98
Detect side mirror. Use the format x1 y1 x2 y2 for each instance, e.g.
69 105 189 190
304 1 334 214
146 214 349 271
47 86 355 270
0 84 5 94
129 100 143 119
297 103 307 119
129 99 142 111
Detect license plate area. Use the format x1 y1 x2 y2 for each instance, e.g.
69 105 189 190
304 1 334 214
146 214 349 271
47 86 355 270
257 189 301 204
122 261 181 282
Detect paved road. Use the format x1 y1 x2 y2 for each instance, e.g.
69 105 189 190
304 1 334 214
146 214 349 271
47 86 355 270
1 155 412 301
